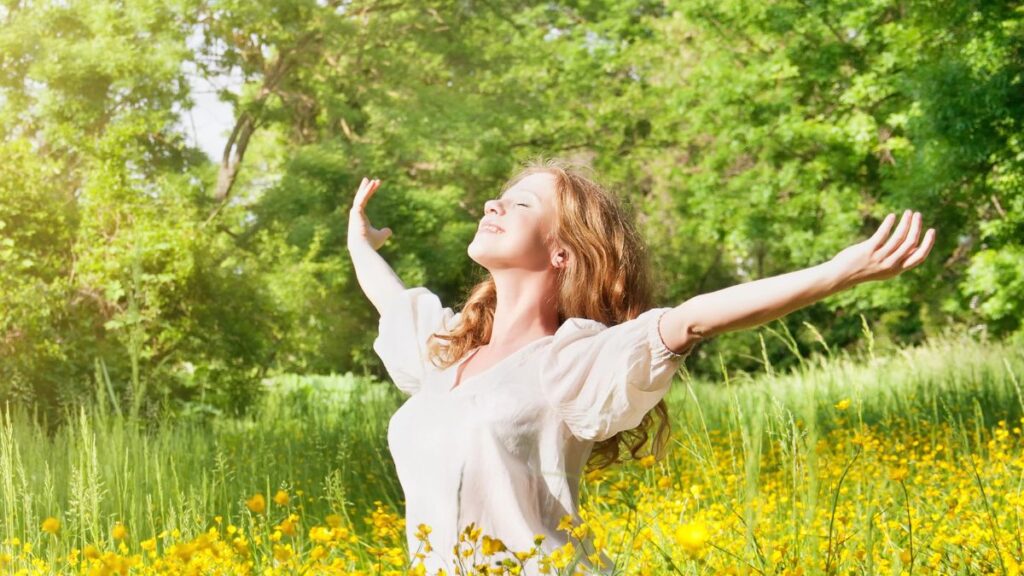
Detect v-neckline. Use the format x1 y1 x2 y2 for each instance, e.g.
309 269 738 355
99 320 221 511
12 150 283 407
448 335 555 393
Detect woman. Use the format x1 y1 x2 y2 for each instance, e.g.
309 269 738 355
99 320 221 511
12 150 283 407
347 158 935 575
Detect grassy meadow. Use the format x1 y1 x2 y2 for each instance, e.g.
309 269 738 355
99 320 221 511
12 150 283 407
2 327 1024 575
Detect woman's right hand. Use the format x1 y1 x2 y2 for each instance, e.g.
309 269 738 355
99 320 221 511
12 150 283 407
348 177 393 251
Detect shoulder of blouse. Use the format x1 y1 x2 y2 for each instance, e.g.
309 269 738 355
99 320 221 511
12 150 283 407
551 307 688 361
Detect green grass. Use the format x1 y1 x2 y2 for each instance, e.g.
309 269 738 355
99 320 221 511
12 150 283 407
671 327 1024 441
0 372 405 553
1 327 1021 561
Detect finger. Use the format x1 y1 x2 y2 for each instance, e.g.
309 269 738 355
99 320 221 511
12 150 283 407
883 212 922 268
868 212 896 249
355 178 379 210
367 179 381 199
878 209 913 257
900 228 936 270
354 177 370 208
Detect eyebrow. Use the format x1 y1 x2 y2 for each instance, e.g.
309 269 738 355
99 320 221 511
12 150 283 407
501 189 541 202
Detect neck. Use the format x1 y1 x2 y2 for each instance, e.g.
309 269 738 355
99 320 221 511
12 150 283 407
487 268 560 347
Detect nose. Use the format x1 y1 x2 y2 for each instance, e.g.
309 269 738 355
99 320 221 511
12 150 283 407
484 198 505 215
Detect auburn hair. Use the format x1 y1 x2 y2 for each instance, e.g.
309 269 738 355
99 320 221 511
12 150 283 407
425 156 672 471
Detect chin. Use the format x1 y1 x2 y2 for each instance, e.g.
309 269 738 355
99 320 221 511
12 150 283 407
467 241 506 271
467 242 490 267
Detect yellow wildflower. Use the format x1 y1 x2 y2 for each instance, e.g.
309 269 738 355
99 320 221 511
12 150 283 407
273 489 290 506
277 513 299 536
246 493 266 514
415 523 432 542
309 526 333 543
482 535 507 556
889 467 909 482
273 543 293 562
111 522 128 541
41 517 60 535
557 515 574 532
834 399 851 411
548 541 575 570
674 521 710 555
232 536 249 555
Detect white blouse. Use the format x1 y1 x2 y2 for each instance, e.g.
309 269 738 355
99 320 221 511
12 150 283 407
373 286 688 575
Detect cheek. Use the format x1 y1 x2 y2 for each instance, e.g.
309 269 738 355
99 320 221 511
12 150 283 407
525 211 549 233
522 219 550 249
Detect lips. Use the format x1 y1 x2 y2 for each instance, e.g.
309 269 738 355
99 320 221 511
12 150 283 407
479 220 504 233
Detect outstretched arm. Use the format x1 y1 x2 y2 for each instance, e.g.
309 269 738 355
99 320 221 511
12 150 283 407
658 210 937 354
348 177 406 315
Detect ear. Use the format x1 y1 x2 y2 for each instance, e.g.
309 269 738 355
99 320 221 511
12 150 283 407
551 248 569 269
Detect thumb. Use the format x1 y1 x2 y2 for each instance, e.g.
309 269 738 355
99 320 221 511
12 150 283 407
382 227 392 237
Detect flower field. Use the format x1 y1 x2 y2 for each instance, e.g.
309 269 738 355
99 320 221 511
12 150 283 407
2 331 1023 575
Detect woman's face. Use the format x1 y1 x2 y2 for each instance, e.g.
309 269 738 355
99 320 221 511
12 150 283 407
468 172 564 272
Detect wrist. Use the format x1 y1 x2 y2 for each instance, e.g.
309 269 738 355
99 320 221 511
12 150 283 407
347 237 376 254
822 257 857 292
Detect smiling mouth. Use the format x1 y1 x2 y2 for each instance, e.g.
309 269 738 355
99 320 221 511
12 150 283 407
479 224 504 233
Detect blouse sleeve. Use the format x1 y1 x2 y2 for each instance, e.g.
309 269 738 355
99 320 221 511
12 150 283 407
539 307 690 443
371 286 457 396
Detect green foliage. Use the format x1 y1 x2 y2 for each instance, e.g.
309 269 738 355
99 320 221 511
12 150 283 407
2 0 1023 420
0 139 76 409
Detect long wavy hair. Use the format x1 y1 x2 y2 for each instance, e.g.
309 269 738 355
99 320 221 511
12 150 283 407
425 157 672 471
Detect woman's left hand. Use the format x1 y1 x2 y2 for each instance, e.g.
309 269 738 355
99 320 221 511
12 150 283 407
830 210 937 288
